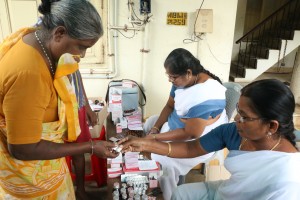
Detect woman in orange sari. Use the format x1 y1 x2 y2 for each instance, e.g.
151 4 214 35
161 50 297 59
0 0 118 199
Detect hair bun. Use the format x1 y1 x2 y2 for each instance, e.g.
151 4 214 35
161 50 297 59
38 0 52 14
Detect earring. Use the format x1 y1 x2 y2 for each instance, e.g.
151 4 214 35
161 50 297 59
267 131 272 138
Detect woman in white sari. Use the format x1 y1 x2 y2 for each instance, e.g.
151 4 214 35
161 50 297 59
143 48 228 200
120 79 300 200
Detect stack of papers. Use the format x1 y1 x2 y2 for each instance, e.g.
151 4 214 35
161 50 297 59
126 109 143 130
107 153 123 178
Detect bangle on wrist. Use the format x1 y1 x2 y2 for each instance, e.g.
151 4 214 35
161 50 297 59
89 139 94 155
152 126 160 132
167 142 172 157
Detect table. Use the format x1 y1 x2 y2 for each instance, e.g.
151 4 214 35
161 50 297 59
105 115 163 200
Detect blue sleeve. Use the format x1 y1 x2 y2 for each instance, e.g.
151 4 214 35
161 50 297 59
199 122 241 152
170 85 176 98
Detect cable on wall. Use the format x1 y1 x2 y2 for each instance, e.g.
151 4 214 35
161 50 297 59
183 0 205 44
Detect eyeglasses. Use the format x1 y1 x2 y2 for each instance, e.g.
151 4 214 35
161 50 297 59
235 103 264 123
165 73 181 82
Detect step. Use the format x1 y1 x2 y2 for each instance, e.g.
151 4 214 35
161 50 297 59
261 38 282 50
238 53 258 69
229 63 246 80
284 21 300 30
267 30 295 40
245 45 269 59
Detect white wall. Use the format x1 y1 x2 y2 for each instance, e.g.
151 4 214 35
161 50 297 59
231 0 247 62
83 0 239 118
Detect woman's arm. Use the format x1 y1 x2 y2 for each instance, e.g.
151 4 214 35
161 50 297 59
8 139 118 161
147 116 220 141
148 96 174 134
119 123 233 158
119 137 208 158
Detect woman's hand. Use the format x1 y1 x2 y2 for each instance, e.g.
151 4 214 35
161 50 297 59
93 140 119 158
118 136 147 153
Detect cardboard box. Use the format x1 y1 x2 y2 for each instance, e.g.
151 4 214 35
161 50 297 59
122 161 162 177
88 97 108 138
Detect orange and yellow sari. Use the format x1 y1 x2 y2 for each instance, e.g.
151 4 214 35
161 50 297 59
0 28 80 199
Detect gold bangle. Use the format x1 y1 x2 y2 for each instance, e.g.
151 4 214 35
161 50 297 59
152 126 160 132
167 142 172 157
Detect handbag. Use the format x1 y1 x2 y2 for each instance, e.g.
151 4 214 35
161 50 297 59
105 79 146 112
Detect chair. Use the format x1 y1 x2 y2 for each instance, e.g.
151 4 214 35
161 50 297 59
203 82 242 181
223 82 243 120
65 126 108 187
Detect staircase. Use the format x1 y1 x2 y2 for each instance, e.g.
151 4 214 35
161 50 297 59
230 0 300 82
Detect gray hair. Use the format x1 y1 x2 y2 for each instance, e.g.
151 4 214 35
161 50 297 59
38 0 103 40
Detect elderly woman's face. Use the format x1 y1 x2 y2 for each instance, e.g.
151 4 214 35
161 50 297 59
234 96 269 141
50 29 99 63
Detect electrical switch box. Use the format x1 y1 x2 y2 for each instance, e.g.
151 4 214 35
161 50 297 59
195 9 213 33
140 0 151 14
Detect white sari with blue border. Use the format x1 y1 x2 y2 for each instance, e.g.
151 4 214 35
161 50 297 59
163 79 227 132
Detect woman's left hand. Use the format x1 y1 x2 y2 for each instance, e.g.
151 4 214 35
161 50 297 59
93 140 119 158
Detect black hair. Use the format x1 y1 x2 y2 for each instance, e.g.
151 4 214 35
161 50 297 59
241 79 296 147
164 48 222 84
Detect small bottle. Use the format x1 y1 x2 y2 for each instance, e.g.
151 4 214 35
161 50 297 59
116 118 122 133
121 193 128 200
134 194 141 200
113 182 120 194
112 190 119 200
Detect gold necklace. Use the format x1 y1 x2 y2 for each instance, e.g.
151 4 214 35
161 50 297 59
239 135 282 151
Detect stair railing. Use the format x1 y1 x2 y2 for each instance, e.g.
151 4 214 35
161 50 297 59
234 0 299 78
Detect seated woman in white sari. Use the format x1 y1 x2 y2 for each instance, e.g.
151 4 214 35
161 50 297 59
143 48 228 200
120 79 300 200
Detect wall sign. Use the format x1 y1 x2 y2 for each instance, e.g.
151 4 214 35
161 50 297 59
167 12 187 26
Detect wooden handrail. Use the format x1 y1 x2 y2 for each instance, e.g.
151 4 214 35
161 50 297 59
236 0 296 44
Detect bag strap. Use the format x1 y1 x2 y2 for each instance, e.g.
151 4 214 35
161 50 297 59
122 79 146 107
105 79 146 107
105 80 122 104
